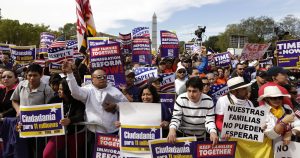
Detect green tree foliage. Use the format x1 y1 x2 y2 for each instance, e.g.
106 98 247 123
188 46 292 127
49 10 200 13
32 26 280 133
58 23 77 40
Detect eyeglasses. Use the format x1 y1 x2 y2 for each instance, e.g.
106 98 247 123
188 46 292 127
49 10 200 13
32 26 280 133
93 75 107 80
177 70 186 74
290 91 298 95
1 75 13 79
238 68 245 70
203 83 210 87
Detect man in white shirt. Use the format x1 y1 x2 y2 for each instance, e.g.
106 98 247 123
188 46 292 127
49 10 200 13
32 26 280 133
62 60 128 157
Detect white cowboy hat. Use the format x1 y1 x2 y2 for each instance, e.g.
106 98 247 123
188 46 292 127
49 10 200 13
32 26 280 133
227 77 252 91
257 86 290 101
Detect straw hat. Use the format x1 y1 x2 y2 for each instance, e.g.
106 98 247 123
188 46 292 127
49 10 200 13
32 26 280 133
227 77 252 91
257 86 290 101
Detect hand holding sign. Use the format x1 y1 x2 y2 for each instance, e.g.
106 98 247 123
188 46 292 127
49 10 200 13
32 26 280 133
62 58 73 74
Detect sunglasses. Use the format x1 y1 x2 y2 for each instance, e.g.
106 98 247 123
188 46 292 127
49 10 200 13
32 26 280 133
269 96 283 100
238 68 245 70
290 91 298 95
93 75 107 80
177 70 186 74
203 83 210 87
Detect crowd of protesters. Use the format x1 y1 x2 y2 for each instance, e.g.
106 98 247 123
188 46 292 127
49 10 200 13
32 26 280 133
0 44 299 158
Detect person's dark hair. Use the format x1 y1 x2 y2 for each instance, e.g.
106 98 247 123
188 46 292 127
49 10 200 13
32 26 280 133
2 70 19 83
26 63 43 75
201 76 208 80
138 84 160 103
50 73 62 84
217 67 224 72
185 76 203 91
60 79 73 101
236 63 244 68
187 67 198 75
91 67 106 75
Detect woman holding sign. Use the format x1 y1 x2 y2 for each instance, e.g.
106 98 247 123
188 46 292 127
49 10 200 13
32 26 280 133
43 79 85 158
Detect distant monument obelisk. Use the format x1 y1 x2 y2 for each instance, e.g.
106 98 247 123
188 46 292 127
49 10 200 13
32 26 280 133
152 12 157 52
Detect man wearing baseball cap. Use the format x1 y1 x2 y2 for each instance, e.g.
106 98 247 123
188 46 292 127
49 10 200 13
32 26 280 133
249 69 267 107
258 66 292 108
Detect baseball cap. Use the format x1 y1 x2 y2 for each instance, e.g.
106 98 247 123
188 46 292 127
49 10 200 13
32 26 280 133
267 66 288 77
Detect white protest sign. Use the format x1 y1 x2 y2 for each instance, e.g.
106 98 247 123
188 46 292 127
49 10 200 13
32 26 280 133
221 105 266 142
274 141 300 158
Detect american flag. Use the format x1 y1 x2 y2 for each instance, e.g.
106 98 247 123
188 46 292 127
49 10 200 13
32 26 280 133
132 27 150 38
134 67 158 88
159 73 175 92
295 109 300 118
50 36 66 48
209 84 229 103
66 40 78 49
34 59 46 68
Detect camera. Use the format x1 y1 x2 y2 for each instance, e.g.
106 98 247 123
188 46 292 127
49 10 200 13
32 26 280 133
195 26 206 39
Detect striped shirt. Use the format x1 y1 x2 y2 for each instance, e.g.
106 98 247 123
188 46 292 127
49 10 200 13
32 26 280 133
169 92 217 137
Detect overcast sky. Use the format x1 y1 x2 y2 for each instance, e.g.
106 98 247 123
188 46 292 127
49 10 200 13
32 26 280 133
1 0 299 42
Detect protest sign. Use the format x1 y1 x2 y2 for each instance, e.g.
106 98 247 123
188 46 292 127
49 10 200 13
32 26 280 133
40 32 55 54
0 43 11 51
119 33 132 54
149 137 196 158
48 47 73 64
277 39 300 69
132 27 150 38
160 30 179 58
88 38 125 87
132 37 152 65
274 141 300 158
134 67 158 88
213 52 231 67
209 84 229 103
221 105 266 142
84 75 92 85
241 43 270 60
159 73 175 93
93 133 120 158
19 103 65 138
10 45 36 65
49 63 62 73
185 43 194 53
119 102 161 156
160 93 176 122
259 58 273 68
194 141 236 158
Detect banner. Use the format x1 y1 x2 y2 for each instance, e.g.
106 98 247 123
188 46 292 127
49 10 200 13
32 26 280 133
49 63 62 73
194 141 236 158
149 137 196 158
209 84 229 103
160 30 179 58
159 73 175 92
88 39 125 87
119 33 132 54
67 40 85 60
132 27 150 38
213 52 231 67
84 75 92 85
0 43 12 52
134 67 158 88
40 32 55 54
241 43 270 60
274 141 300 158
221 105 266 142
119 102 161 156
48 47 74 64
132 37 152 65
159 93 176 123
277 39 300 69
185 43 194 53
10 45 36 65
93 133 120 158
259 58 273 68
19 103 65 138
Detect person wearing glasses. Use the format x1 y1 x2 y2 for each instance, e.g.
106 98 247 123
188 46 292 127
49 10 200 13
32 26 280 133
175 66 187 96
62 60 128 158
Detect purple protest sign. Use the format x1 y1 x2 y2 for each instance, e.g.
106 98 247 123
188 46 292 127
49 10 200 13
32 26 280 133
277 39 300 69
149 137 196 157
259 58 273 68
0 43 11 51
19 103 65 138
120 125 161 152
40 32 55 47
159 73 175 92
185 43 194 52
213 52 231 67
160 30 179 58
93 133 120 158
132 37 152 65
88 40 126 87
119 33 132 54
194 141 236 158
10 45 36 65
159 93 176 122
132 27 150 38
